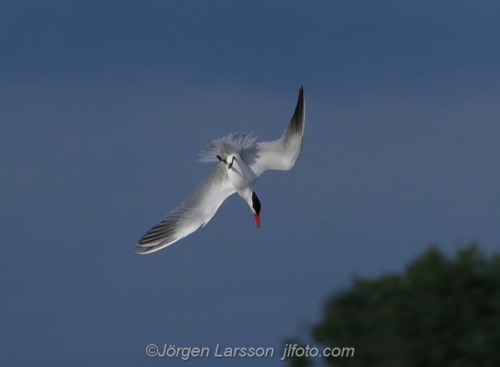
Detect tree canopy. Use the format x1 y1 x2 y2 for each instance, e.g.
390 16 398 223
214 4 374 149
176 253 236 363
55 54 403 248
288 244 500 367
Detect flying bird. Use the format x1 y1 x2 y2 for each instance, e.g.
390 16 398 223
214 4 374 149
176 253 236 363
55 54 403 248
136 86 305 254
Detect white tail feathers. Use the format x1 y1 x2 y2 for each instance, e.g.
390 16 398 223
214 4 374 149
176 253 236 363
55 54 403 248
198 133 258 162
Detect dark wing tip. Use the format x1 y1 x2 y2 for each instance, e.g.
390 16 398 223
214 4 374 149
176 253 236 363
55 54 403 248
287 86 305 137
135 237 178 254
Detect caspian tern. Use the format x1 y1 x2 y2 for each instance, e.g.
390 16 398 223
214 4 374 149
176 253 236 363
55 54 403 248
136 86 305 254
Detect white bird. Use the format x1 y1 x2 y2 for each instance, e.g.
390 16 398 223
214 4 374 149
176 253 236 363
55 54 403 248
136 86 305 254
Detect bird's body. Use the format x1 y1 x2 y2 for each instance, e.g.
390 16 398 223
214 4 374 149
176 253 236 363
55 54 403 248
225 151 257 196
136 87 305 254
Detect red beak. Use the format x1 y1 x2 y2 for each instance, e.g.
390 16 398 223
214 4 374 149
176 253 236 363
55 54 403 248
254 213 260 228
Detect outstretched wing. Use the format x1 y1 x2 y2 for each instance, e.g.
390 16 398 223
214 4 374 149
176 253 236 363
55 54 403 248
241 86 305 178
136 164 236 254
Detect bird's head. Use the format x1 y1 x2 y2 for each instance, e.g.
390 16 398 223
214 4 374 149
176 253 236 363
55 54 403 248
250 191 261 228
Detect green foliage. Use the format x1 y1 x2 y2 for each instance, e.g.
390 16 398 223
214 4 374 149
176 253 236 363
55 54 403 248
293 244 500 367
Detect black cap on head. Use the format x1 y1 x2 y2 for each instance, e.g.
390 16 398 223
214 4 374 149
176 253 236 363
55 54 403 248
252 192 261 215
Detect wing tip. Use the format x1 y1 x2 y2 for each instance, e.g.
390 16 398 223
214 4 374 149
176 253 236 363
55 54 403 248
135 232 179 254
297 85 304 110
135 247 157 255
135 237 178 255
288 85 305 136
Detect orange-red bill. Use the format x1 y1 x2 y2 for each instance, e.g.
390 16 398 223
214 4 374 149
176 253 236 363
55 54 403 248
254 214 260 228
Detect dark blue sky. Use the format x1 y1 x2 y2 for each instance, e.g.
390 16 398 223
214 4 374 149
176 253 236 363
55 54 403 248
1 1 500 366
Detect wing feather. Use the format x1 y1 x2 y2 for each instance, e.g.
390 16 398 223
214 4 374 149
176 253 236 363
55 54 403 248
136 164 236 254
242 86 305 177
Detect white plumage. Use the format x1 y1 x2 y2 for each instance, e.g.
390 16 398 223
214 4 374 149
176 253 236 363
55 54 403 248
136 86 305 254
